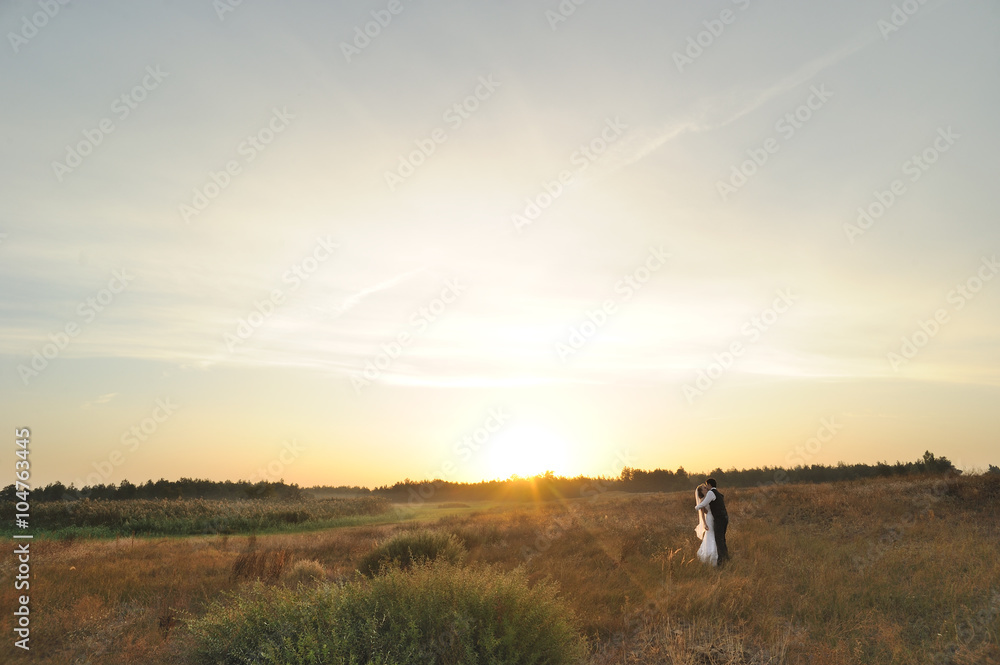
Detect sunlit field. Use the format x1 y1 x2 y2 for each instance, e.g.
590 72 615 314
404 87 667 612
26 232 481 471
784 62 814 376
1 473 996 664
6 1 1000 664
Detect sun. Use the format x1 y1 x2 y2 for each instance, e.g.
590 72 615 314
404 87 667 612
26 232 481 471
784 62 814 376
486 424 570 480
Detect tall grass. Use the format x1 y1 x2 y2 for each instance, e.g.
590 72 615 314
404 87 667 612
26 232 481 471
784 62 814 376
188 561 586 665
231 549 290 583
13 496 391 537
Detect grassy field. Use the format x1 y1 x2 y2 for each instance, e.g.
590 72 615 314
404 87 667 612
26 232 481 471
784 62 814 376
0 496 393 538
1 473 997 663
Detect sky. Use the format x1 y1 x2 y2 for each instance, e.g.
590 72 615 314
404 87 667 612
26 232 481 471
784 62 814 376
1 0 998 489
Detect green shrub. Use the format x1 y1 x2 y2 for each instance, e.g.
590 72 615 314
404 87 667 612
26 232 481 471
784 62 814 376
357 530 466 577
188 561 586 665
283 559 327 587
187 583 336 664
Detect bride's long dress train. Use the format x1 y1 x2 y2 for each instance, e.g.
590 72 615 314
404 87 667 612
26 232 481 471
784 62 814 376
696 508 718 566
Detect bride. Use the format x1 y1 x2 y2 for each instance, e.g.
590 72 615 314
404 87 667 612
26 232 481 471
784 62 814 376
695 483 718 566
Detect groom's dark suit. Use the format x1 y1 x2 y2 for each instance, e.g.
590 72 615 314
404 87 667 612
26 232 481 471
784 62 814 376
708 488 729 563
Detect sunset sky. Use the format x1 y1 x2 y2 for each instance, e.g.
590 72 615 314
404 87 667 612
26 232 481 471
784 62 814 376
2 0 998 489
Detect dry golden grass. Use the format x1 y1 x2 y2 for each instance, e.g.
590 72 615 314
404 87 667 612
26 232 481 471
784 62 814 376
0 473 997 663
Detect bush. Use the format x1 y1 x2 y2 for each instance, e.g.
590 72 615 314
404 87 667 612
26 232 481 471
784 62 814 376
188 561 586 665
357 530 465 577
282 559 326 587
188 583 334 664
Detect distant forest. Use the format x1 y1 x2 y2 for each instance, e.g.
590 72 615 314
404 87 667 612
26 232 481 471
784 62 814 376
371 451 988 503
8 450 997 505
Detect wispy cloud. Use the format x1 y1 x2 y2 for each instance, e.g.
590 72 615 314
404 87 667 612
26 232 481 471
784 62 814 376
306 268 425 320
715 38 873 129
336 269 425 315
82 392 118 408
595 37 875 181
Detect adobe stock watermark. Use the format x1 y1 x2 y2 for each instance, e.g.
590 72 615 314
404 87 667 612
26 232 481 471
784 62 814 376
340 0 416 63
930 591 1000 664
521 448 636 561
406 408 511 508
716 84 833 202
64 398 180 501
7 0 72 54
544 0 590 31
556 246 669 362
683 288 797 404
248 440 306 483
350 279 466 395
783 417 844 468
877 0 931 41
18 270 134 385
214 0 248 21
384 76 501 192
886 255 998 371
179 107 294 223
843 126 959 244
224 236 339 352
512 117 629 233
51 66 169 182
743 414 845 520
423 613 477 663
853 468 962 571
673 0 752 73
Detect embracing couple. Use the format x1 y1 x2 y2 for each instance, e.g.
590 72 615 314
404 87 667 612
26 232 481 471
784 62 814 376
694 478 729 567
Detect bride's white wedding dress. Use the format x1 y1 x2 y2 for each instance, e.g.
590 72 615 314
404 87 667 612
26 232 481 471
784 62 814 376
695 492 718 566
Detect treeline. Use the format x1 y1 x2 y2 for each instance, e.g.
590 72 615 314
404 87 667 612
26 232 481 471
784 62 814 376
5 451 989 506
617 450 963 493
2 478 304 503
304 485 373 498
375 471 612 504
373 451 971 503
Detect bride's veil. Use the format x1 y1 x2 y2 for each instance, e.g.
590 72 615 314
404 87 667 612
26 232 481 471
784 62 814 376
694 484 708 540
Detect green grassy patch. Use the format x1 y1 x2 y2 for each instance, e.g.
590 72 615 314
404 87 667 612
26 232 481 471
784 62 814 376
188 561 585 665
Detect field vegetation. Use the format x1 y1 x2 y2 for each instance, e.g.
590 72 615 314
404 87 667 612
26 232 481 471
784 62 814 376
0 472 997 663
1 496 392 538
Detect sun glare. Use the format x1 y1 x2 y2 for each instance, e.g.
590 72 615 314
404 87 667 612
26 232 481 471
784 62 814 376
487 424 571 480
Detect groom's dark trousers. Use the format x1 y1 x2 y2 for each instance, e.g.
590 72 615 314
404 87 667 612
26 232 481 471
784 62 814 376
708 488 729 563
714 516 729 563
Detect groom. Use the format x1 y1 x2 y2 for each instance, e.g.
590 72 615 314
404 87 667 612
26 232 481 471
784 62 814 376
694 478 729 564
